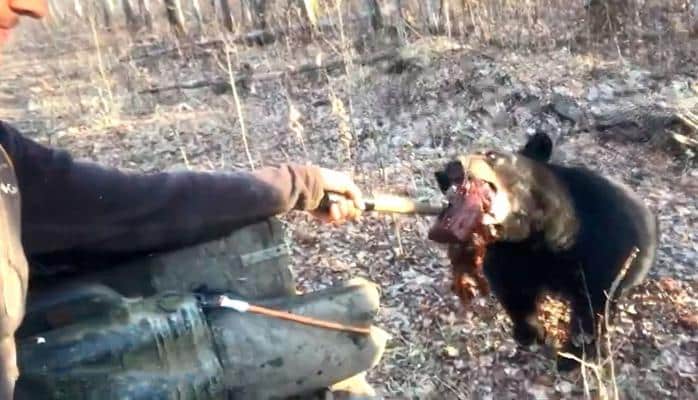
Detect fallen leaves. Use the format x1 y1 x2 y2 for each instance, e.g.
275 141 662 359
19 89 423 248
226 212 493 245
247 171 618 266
2 26 696 400
442 345 460 358
677 314 698 331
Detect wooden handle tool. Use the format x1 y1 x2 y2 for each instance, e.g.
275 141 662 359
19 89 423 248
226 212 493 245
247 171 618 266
319 192 444 216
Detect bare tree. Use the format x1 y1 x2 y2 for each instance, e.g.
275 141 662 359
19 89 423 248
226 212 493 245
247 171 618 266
121 0 138 29
192 0 204 28
102 0 115 29
164 0 187 37
439 0 451 35
219 0 235 32
422 0 439 32
138 0 153 31
245 0 268 30
47 0 65 21
365 0 383 31
300 0 319 28
74 0 84 18
689 0 698 38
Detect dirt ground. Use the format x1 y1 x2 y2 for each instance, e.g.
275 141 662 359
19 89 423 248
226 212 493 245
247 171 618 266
1 15 696 400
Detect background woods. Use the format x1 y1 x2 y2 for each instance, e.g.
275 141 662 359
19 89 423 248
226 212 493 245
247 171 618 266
3 0 698 399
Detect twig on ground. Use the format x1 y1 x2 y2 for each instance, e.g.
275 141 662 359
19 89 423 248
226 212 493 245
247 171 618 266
602 247 639 400
138 49 399 95
118 39 224 62
557 352 609 399
561 248 638 400
223 39 254 171
172 127 191 169
433 376 467 400
676 112 698 133
87 12 113 114
670 131 698 148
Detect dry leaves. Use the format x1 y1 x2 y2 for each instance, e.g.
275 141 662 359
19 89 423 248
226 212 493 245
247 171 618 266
1 21 696 400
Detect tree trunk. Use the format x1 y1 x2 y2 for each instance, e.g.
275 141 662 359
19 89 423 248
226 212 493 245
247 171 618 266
365 0 383 31
422 0 441 33
192 0 204 28
73 0 83 18
219 0 234 32
138 0 153 31
440 0 452 36
47 0 64 22
121 0 137 30
301 0 318 28
689 0 698 40
164 0 187 37
249 0 268 30
102 0 114 29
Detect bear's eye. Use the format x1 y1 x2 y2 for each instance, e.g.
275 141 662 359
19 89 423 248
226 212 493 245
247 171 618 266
485 151 498 161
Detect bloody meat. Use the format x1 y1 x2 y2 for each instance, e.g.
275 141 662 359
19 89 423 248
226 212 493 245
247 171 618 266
428 177 497 305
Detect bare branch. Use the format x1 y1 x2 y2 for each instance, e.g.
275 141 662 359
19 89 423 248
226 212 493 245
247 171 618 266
139 49 399 95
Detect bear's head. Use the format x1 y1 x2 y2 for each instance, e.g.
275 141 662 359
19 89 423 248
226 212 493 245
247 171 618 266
432 131 578 251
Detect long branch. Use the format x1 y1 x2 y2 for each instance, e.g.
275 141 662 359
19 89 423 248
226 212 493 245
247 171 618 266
139 49 399 95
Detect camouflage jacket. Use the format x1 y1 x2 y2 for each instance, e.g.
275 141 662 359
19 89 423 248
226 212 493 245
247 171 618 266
0 120 326 270
0 120 326 399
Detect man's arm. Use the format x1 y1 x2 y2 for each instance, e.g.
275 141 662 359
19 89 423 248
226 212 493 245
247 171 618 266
0 121 327 258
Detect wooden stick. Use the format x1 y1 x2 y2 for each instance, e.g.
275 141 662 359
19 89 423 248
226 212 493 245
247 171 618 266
247 304 372 335
367 193 444 215
319 192 444 216
139 50 398 95
676 112 698 133
214 295 371 335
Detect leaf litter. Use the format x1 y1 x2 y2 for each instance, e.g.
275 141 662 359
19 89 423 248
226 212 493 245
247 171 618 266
0 24 696 400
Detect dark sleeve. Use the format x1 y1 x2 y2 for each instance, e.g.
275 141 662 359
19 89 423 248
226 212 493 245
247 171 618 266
0 121 326 257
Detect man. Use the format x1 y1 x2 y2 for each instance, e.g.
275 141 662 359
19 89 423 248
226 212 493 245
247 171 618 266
0 1 365 398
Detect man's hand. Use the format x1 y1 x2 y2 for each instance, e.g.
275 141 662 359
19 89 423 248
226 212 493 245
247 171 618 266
311 168 365 224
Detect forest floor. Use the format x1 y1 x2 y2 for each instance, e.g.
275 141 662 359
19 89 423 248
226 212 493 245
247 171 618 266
1 18 696 400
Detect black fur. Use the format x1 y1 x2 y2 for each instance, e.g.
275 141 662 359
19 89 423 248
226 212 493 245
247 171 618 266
434 160 465 193
520 130 553 162
438 132 659 371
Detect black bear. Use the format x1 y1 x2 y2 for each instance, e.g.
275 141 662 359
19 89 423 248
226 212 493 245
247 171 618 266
431 131 659 370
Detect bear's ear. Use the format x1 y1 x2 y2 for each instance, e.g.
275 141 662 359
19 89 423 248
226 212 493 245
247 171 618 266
434 160 465 193
520 131 553 162
434 170 451 193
